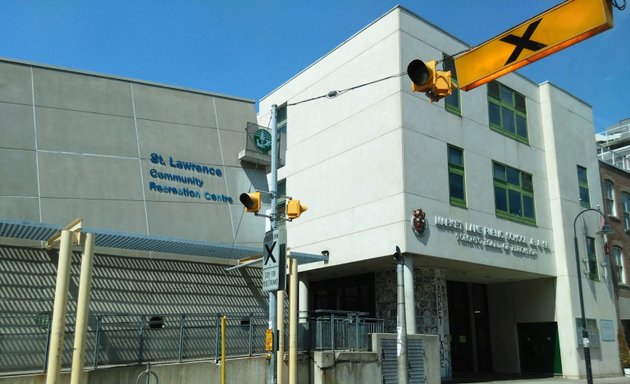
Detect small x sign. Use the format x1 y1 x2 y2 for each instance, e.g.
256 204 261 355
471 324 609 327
262 229 286 291
500 19 547 66
264 241 277 265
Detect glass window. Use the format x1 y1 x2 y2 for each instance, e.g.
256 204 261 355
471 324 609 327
614 246 625 284
448 145 466 207
577 166 590 207
443 55 461 115
623 192 630 231
586 236 598 281
489 103 501 126
487 81 528 143
604 180 616 216
493 162 536 224
494 186 508 212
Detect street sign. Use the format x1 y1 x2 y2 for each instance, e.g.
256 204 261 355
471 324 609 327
262 229 286 292
253 129 272 153
454 0 613 91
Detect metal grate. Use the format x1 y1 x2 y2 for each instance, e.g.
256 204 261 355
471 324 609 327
381 339 425 384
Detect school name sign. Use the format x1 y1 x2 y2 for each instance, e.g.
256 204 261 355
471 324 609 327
434 216 551 257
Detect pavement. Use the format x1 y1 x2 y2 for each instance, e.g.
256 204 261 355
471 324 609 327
455 376 630 384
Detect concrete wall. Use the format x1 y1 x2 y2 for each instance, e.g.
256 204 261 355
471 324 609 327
0 356 272 384
540 83 620 377
0 336 440 384
0 59 266 247
258 8 406 267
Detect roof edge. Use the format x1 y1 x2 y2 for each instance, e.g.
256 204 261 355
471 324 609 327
0 56 256 104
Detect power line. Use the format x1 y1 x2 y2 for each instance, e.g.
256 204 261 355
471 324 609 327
287 71 407 107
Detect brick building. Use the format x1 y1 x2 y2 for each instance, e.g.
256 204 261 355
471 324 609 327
597 119 630 336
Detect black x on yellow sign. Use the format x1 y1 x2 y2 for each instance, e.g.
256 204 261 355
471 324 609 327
454 0 613 91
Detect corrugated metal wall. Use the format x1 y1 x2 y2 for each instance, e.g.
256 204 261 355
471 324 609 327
0 245 267 372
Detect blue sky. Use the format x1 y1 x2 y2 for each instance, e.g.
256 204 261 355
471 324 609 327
1 1 628 132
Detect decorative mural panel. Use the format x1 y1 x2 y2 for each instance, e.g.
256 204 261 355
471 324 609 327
375 267 452 380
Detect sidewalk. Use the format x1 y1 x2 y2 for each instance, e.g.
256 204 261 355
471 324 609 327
464 376 630 384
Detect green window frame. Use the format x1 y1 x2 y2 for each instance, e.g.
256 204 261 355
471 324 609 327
443 55 461 115
448 145 466 207
493 162 536 224
487 81 528 143
577 165 590 208
585 236 599 281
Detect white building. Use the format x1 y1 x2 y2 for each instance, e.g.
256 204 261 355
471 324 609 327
259 6 619 379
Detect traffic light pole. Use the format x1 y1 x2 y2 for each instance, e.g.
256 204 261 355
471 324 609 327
268 104 279 384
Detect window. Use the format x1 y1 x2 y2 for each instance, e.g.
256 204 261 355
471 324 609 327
614 246 626 284
493 162 535 224
585 236 598 281
448 145 466 207
577 166 590 207
604 180 616 216
623 192 630 231
443 55 460 115
277 104 287 165
487 81 528 142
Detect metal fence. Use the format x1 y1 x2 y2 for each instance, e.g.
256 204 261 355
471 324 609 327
0 312 268 374
309 310 384 352
0 311 384 374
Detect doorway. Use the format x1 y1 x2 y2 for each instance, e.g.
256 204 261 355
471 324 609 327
447 281 493 373
517 322 561 375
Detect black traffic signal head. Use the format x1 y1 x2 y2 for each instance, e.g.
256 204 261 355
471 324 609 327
407 59 434 91
407 59 456 102
239 191 261 213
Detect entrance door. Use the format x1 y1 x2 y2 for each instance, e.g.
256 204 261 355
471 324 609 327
517 322 561 375
447 281 493 373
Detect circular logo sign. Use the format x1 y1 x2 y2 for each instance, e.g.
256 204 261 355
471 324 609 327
253 129 272 153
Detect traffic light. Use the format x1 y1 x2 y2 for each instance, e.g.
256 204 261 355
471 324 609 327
287 199 308 219
239 191 261 213
407 59 457 102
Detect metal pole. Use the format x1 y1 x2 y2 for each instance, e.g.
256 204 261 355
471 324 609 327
214 314 221 361
277 289 285 384
43 315 52 372
178 314 186 362
221 316 227 384
288 256 298 384
138 316 145 364
45 230 73 384
70 232 95 384
573 208 606 384
395 247 409 384
268 103 279 384
248 314 253 356
92 316 102 369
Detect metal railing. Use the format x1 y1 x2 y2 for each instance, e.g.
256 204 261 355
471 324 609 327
0 310 384 374
309 310 384 352
0 312 268 374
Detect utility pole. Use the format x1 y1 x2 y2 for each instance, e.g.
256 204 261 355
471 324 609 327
268 104 279 384
394 246 408 384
